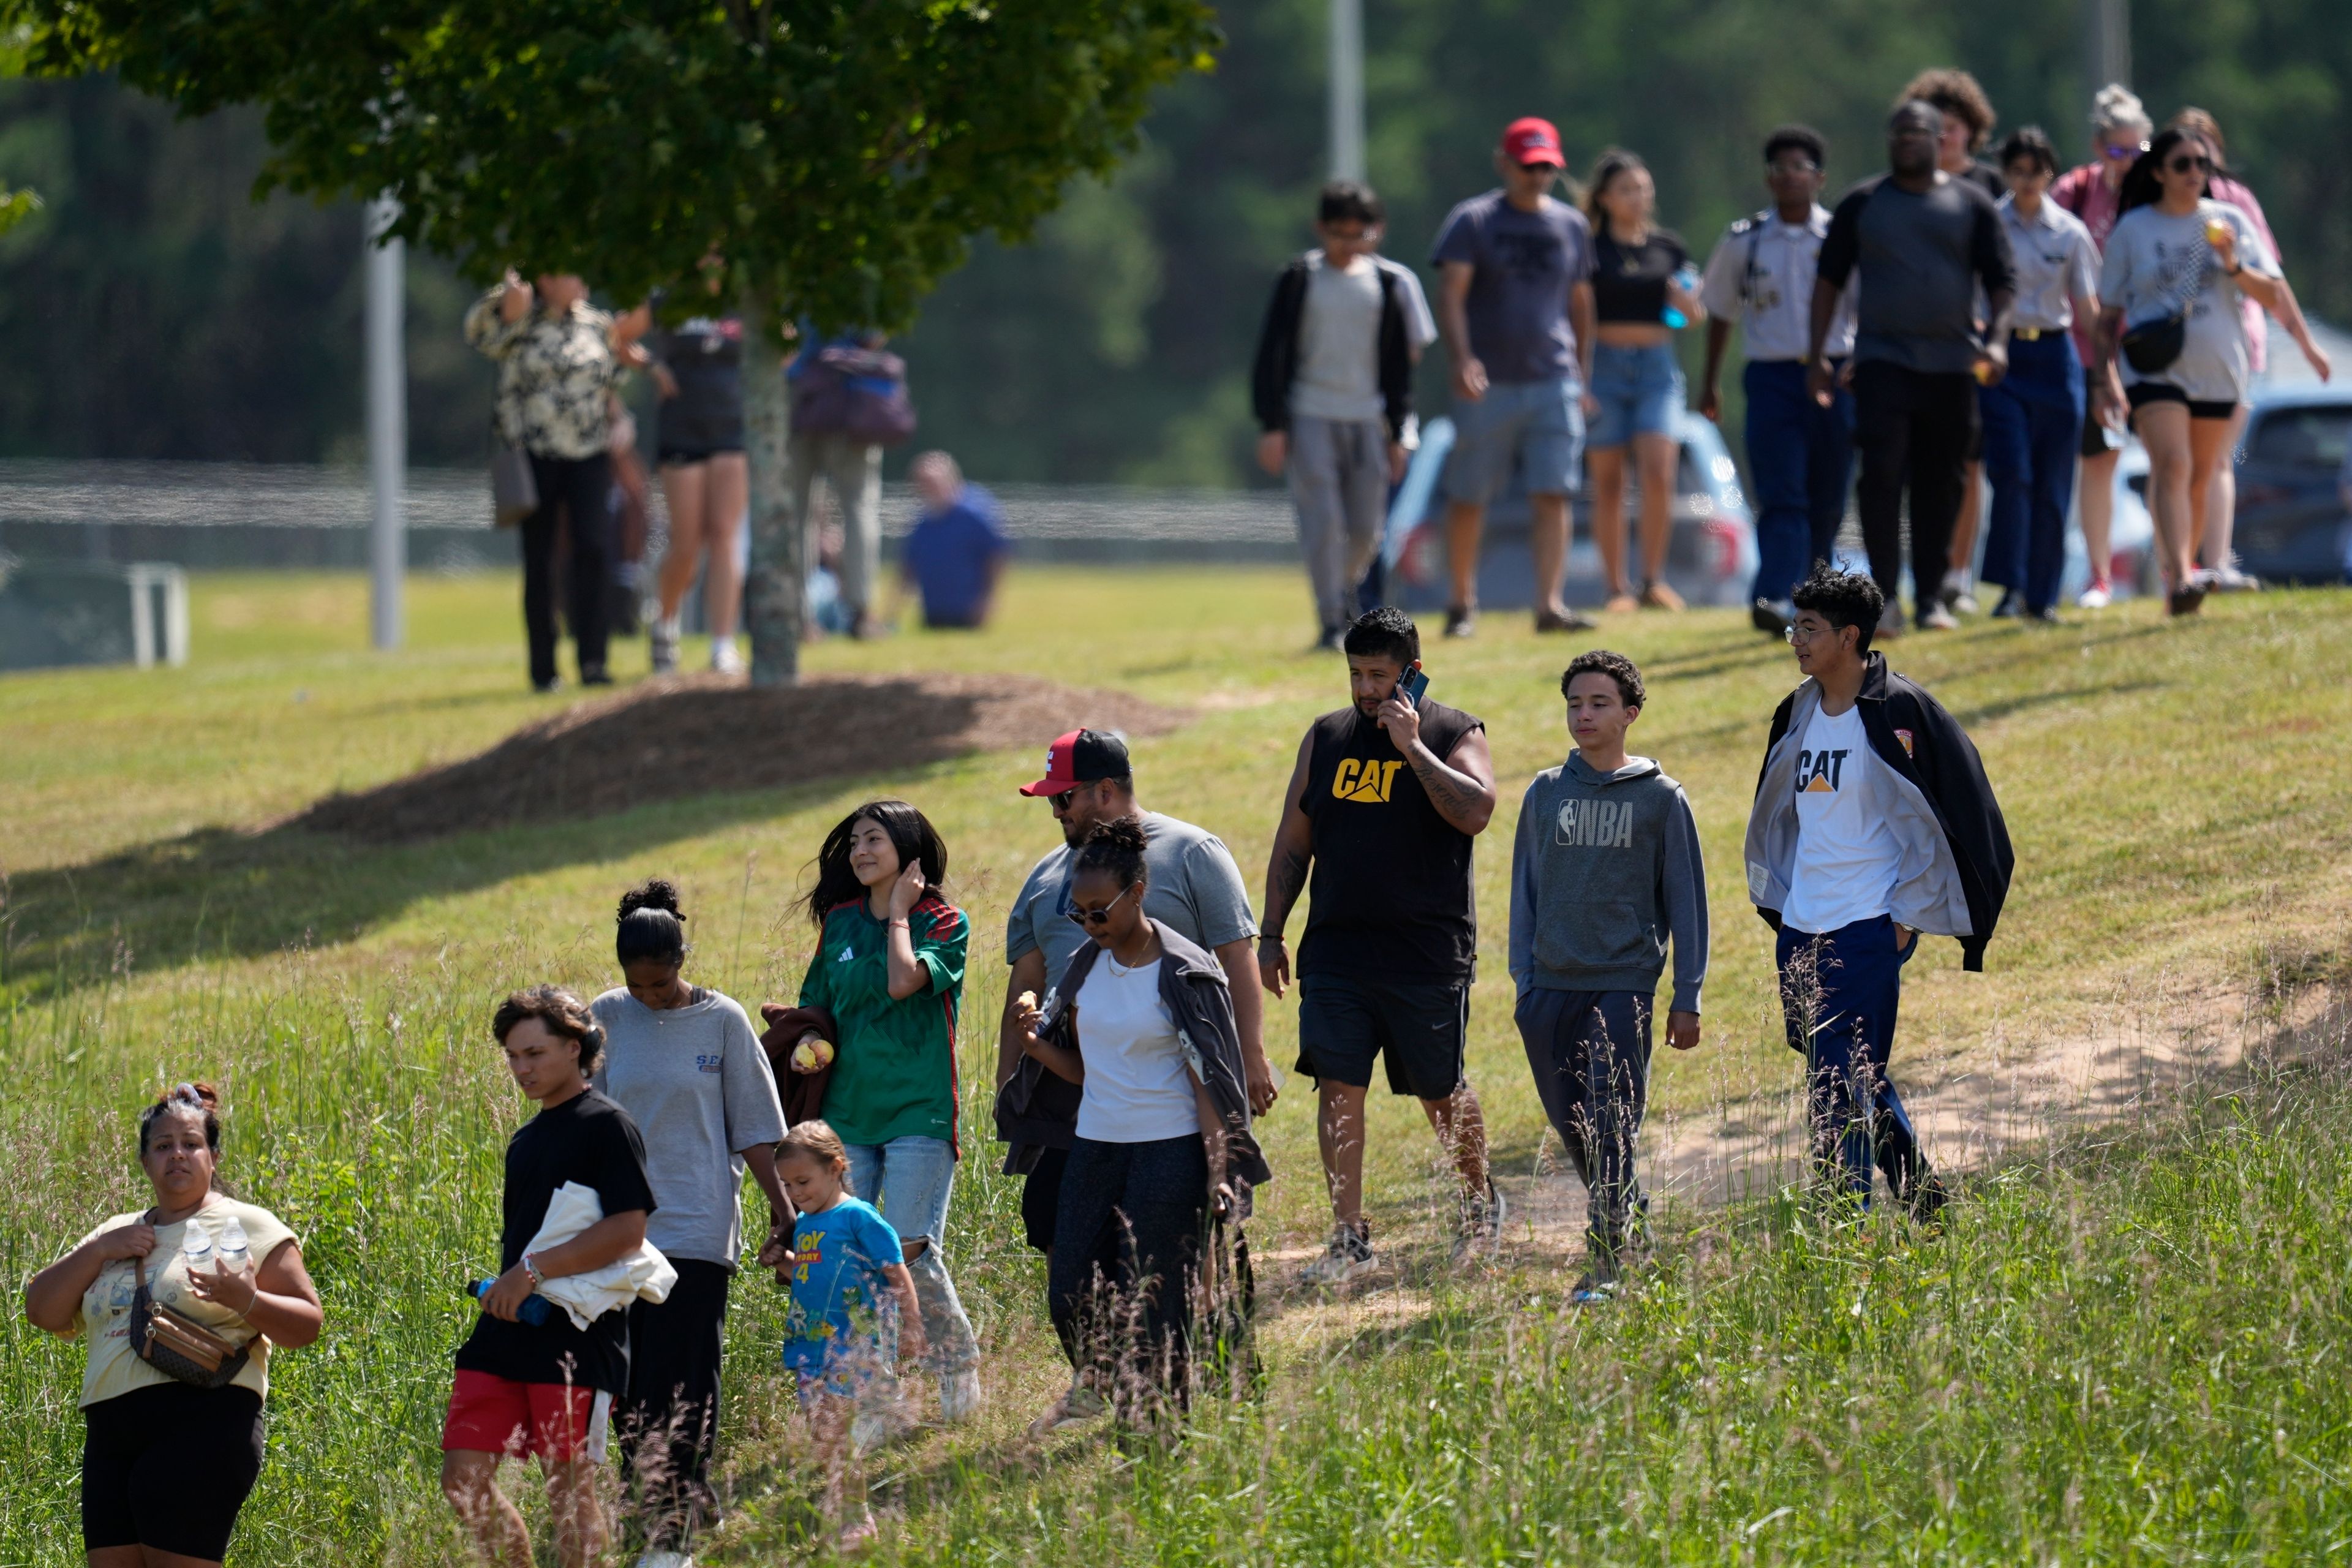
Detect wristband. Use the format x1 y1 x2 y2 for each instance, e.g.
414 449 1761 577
888 918 911 929
522 1253 545 1286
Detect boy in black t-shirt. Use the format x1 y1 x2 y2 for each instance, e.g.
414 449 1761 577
441 987 656 1568
1259 608 1504 1284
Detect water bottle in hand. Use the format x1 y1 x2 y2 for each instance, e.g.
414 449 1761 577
469 1279 556 1327
181 1224 216 1275
217 1218 251 1274
1662 264 1702 330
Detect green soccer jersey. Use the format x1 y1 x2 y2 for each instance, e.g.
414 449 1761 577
798 894 968 1150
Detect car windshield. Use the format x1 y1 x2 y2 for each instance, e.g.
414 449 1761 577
2248 406 2352 470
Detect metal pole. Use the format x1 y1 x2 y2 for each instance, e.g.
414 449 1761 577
364 195 406 651
1329 0 1365 181
2086 0 2131 93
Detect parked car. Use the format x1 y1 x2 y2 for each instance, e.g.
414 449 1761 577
2226 387 2352 584
1385 411 1758 612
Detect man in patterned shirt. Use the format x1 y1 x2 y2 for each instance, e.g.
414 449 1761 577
465 273 649 692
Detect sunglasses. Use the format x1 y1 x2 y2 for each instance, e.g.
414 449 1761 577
1768 159 1821 176
1066 883 1140 929
2167 154 2210 173
2101 141 2147 160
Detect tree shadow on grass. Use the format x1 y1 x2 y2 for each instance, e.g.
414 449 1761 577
0 673 1185 1003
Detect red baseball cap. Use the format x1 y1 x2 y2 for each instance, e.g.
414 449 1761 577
1017 728 1132 797
1502 117 1565 169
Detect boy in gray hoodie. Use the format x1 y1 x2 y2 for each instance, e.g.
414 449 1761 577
1509 650 1708 1299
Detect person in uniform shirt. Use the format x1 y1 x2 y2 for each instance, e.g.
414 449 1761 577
1698 125 1857 639
1980 127 2111 623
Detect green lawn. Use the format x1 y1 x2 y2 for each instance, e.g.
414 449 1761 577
4 567 2351 1564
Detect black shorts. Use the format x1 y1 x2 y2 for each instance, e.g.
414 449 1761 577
2079 414 2122 459
1295 973 1469 1099
657 443 745 467
1020 1142 1070 1253
2125 383 2236 423
85 1382 265 1560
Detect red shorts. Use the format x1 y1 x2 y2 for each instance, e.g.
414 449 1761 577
440 1370 612 1464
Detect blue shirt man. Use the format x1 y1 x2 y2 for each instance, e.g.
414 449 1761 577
900 451 1011 629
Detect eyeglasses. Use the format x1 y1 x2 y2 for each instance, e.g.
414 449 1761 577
1066 883 1140 929
2167 154 2210 173
1784 623 1831 644
2101 141 2147 160
1768 159 1821 176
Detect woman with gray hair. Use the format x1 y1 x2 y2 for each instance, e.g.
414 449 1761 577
2051 85 2152 609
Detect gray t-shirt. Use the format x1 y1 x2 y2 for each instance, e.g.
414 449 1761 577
1818 173 2017 374
1005 811 1259 995
1290 253 1438 424
2099 200 2275 405
1430 190 1595 385
589 987 785 1269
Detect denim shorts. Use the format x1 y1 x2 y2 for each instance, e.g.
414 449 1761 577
1442 375 1585 505
843 1135 954 1250
1586 340 1686 448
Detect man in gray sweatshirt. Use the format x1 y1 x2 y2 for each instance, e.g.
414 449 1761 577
1509 649 1708 1299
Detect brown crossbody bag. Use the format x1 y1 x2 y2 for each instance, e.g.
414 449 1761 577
130 1245 252 1389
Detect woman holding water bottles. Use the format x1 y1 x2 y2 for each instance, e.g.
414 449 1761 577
24 1083 322 1568
1583 148 1705 613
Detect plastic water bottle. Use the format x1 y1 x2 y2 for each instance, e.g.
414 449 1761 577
181 1224 216 1275
469 1278 557 1327
217 1217 251 1275
1662 264 1703 330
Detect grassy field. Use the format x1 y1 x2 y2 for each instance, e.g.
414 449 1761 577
5 566 2352 1564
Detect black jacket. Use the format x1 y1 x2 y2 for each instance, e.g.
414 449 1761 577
1747 652 2014 971
993 921 1272 1212
1249 254 1415 442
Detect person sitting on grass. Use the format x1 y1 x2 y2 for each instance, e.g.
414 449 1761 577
1509 650 1708 1304
788 799 984 1426
1744 566 2013 1218
442 988 656 1568
897 450 1012 630
24 1083 323 1568
1010 818 1270 1433
1259 606 1504 1283
755 1120 927 1556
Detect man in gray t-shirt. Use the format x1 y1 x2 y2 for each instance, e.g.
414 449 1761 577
998 728 1270 1249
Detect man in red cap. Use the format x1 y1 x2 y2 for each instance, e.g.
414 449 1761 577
996 728 1273 1256
1429 116 1600 638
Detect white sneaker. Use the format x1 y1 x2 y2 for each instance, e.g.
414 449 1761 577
1938 568 1978 616
634 1551 693 1568
2075 581 2113 611
1918 600 1959 631
938 1368 984 1424
2206 564 2264 593
709 636 744 676
1299 1222 1377 1286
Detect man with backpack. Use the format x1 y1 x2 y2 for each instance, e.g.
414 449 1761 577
788 328 916 639
1251 179 1436 650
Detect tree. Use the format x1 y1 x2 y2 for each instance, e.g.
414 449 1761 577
7 0 1219 682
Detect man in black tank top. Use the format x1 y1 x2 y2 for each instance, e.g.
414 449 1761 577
1259 608 1505 1284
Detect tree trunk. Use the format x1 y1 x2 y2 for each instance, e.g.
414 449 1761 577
741 287 802 685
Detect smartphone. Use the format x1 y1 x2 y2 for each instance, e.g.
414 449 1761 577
1395 665 1430 710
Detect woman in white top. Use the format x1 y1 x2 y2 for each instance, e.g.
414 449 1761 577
2094 128 2294 617
24 1084 322 1568
1015 818 1237 1429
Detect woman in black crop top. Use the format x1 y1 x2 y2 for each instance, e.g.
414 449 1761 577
1583 149 1705 612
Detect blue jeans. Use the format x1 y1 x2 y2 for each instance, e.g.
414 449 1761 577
1587 341 1685 448
1774 916 1929 1207
1981 333 2084 614
1745 358 1855 605
843 1136 978 1374
1442 375 1586 505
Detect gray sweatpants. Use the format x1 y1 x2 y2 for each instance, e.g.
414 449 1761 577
1286 415 1389 631
788 430 883 616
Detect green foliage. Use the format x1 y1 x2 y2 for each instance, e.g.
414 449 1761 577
7 0 1221 332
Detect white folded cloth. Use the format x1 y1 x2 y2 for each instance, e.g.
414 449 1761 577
524 1182 677 1330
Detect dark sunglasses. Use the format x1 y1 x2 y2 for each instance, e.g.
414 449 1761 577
2167 153 2210 173
1066 883 1140 929
1047 786 1080 812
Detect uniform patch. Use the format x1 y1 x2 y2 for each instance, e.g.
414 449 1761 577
1893 728 1915 758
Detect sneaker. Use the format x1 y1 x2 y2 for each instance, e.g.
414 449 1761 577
1917 600 1959 631
2075 579 2113 611
2028 606 2061 625
1876 600 1905 640
850 611 889 641
634 1552 693 1568
1300 1221 1378 1286
532 676 562 695
1903 1168 1953 1227
1032 1381 1109 1434
649 617 680 675
1937 568 1977 616
836 1510 878 1555
579 665 616 686
1315 624 1346 652
938 1367 984 1424
1452 1182 1507 1262
1989 589 2021 620
1566 1274 1619 1306
2206 563 2264 593
1602 590 1640 615
709 636 743 676
2167 584 2207 617
1638 578 1686 611
1534 606 1596 633
849 1391 916 1453
1751 598 1792 638
1444 606 1477 639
